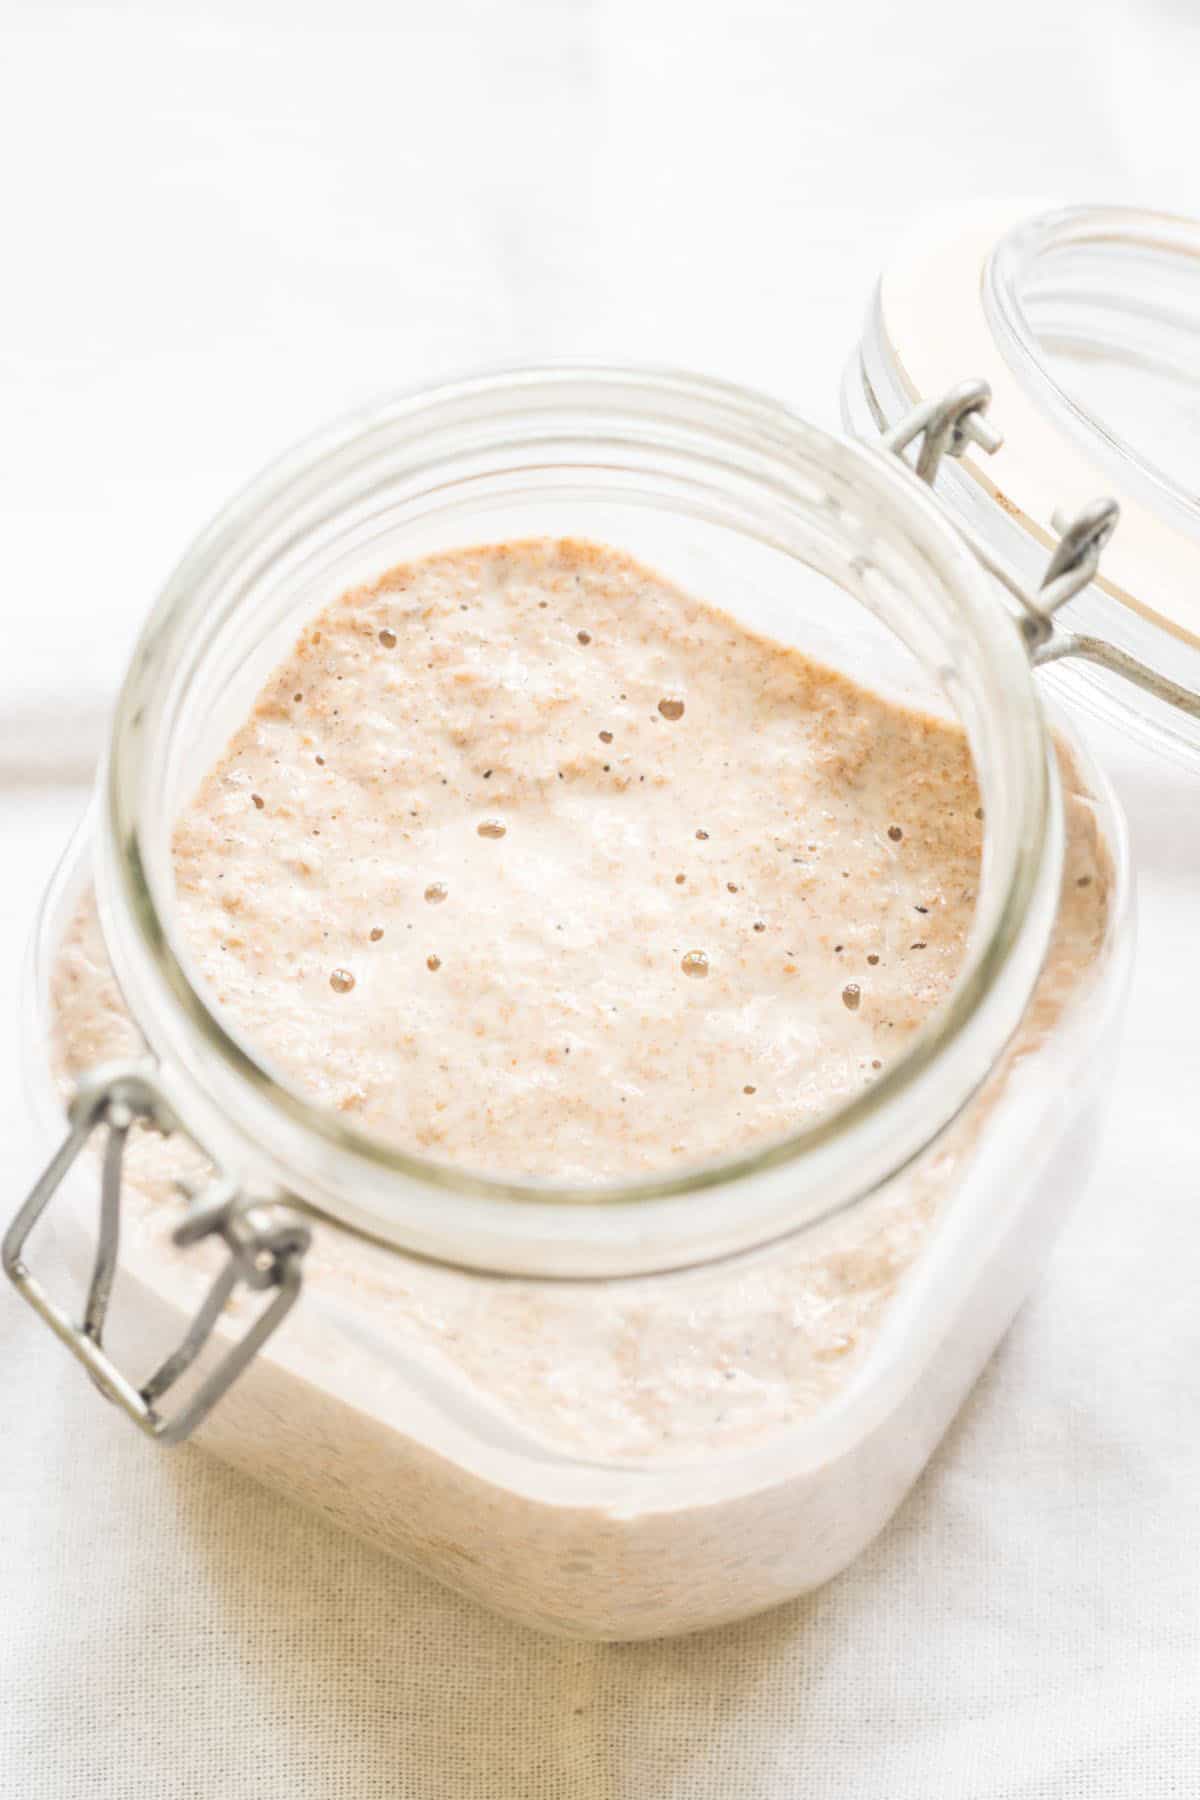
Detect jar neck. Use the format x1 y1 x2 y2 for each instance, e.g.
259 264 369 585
94 365 1060 1277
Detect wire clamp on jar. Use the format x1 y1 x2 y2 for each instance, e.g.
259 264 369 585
881 377 1002 485
881 381 1200 720
2 1060 311 1446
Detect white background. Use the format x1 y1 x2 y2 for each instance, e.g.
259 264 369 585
2 2 1199 1794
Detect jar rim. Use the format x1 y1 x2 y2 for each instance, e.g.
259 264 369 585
95 363 1061 1276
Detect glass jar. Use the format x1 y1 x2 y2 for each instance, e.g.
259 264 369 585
10 366 1131 1640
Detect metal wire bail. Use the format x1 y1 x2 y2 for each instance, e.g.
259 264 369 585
879 382 1200 718
3 1061 310 1446
880 378 1003 486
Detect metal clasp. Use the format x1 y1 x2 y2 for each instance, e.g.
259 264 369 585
1026 499 1121 654
3 1061 310 1446
881 377 1003 486
882 380 1113 632
882 382 1200 720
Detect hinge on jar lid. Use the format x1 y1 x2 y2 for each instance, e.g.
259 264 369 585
881 377 1003 485
3 1061 311 1446
882 381 1200 719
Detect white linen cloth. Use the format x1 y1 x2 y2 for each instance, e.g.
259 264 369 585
2 2 1198 1793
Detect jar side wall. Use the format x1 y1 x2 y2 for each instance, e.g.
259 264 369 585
21 696 1131 1635
36 981 1125 1639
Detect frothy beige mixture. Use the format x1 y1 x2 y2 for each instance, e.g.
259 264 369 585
52 540 1110 1478
71 539 983 1180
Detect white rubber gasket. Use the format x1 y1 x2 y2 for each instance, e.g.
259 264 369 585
880 198 1200 647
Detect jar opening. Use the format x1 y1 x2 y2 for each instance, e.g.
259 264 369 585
92 366 1058 1276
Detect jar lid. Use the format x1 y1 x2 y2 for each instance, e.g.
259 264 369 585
846 200 1200 767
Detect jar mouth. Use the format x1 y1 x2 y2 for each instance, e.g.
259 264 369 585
95 364 1060 1276
984 204 1200 557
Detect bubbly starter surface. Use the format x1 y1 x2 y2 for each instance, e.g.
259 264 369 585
174 538 980 1181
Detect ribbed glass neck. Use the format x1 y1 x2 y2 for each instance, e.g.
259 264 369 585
93 366 1060 1277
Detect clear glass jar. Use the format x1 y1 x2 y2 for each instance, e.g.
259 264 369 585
13 367 1131 1640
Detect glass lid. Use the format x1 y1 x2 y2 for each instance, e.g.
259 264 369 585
846 200 1200 769
986 207 1200 560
